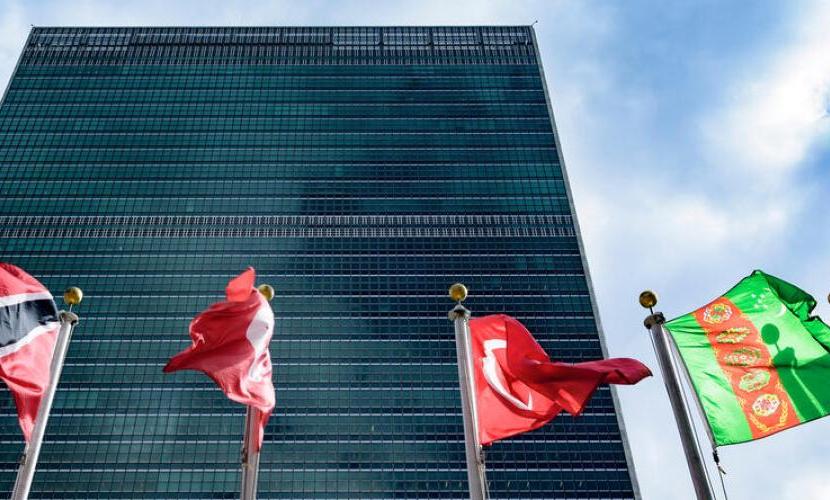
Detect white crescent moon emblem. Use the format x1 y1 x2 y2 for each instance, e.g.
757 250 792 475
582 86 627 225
482 339 533 411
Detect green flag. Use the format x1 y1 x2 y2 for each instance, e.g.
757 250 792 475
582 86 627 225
665 270 830 446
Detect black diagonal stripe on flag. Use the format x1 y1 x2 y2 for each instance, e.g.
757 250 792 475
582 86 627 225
0 262 62 441
0 299 58 349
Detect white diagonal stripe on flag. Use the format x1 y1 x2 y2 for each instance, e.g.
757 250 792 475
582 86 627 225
0 291 54 308
0 321 60 357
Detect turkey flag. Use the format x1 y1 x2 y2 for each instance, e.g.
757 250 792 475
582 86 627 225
164 267 275 450
469 314 651 445
0 263 60 442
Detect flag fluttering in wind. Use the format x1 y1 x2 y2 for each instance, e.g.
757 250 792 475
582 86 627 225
0 263 60 441
164 267 275 450
665 270 830 446
469 314 651 445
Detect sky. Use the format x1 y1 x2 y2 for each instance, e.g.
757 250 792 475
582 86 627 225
1 1 829 498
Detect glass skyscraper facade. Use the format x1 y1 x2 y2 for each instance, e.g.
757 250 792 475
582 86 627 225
0 26 638 498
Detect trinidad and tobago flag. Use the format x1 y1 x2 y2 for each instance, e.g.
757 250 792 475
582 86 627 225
0 263 60 441
164 267 275 450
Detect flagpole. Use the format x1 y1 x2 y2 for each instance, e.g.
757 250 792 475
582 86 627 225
640 291 714 500
11 287 83 500
448 283 488 500
239 283 273 500
240 405 261 500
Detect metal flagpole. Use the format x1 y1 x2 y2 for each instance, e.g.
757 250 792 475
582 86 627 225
448 283 488 500
239 405 262 500
239 283 274 500
640 291 715 500
11 287 83 500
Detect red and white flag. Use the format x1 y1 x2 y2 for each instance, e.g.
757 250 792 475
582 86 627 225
0 263 60 441
469 314 651 445
164 267 275 450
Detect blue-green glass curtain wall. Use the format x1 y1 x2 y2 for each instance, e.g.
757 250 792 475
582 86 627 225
0 26 637 498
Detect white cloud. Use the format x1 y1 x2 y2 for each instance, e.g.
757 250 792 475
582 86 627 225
705 2 830 179
781 468 830 500
565 2 828 287
550 3 830 498
579 185 795 281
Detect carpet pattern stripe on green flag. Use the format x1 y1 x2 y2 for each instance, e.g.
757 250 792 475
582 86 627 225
665 270 830 446
690 297 800 440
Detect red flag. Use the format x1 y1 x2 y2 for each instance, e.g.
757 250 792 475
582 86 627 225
0 263 60 441
164 267 275 450
469 314 651 445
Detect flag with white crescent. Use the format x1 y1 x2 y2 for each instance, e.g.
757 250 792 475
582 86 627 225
469 314 651 445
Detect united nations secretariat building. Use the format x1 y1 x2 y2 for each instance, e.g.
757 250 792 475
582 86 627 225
0 26 639 498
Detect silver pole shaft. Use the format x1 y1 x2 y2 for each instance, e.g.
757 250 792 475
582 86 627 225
449 304 488 500
645 313 714 500
667 330 718 450
11 310 79 500
239 406 261 500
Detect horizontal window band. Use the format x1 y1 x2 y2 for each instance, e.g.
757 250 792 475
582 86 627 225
2 195 566 200
39 292 589 298
28 27 531 44
7 251 578 256
0 439 622 446
0 227 576 239
1 178 565 188
62 362 610 369
51 383 611 391
65 336 596 343
3 101 549 109
62 338 601 347
8 89 542 94
0 161 559 166
47 315 596 321
0 411 620 418
21 467 631 474
0 114 550 124
31 272 584 277
9 77 543 85
4 253 581 258
3 178 562 183
21 57 538 68
0 214 572 226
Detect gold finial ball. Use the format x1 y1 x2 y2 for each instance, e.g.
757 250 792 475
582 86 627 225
449 283 468 302
63 287 83 306
257 284 275 301
639 290 658 309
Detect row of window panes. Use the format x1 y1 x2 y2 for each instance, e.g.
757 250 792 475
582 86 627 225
9 74 543 91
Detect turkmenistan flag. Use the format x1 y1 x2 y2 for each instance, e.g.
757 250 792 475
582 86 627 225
665 270 830 446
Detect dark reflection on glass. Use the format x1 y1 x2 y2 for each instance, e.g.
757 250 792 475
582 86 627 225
0 26 636 497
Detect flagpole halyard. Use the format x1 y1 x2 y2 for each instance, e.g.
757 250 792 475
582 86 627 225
448 284 488 500
11 287 82 500
641 292 715 500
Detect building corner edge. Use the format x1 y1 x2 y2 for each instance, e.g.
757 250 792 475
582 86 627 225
0 26 35 107
527 24 643 500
